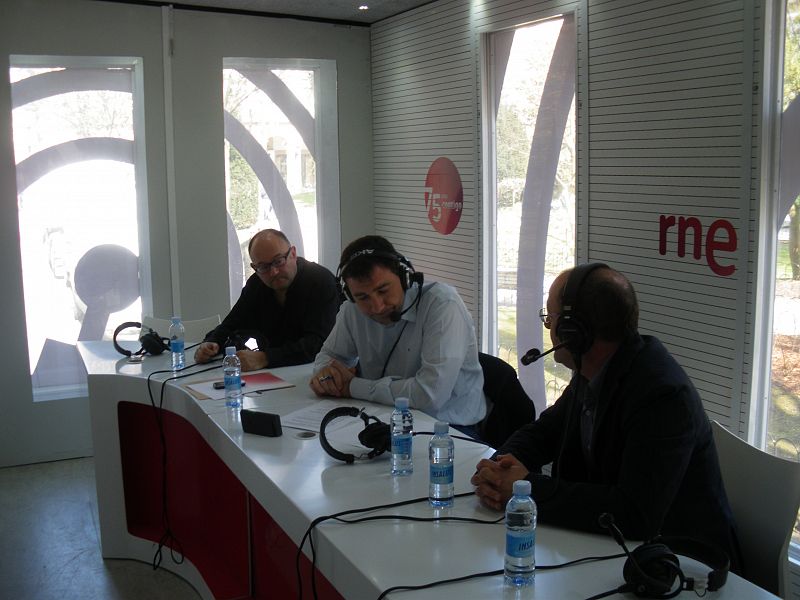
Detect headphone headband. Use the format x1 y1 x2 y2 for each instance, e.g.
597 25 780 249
556 262 608 356
319 406 390 464
336 247 421 302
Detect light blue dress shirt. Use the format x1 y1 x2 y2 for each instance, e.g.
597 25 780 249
314 282 487 426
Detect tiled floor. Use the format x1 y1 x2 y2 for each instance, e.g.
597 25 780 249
0 457 201 600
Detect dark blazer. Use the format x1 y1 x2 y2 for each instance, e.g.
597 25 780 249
203 257 340 367
498 335 741 572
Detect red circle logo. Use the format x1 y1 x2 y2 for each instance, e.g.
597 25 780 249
424 157 463 235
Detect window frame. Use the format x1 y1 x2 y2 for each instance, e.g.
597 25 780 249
754 0 800 560
9 54 150 401
221 57 341 277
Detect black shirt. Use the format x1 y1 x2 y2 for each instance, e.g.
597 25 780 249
497 335 742 573
203 257 341 367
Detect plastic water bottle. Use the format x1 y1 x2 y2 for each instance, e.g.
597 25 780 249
391 397 413 476
504 479 536 586
222 346 242 408
428 421 454 507
169 316 185 371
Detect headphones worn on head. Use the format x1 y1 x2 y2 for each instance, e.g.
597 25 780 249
336 248 424 302
556 262 608 356
112 321 170 357
319 406 391 464
621 536 729 598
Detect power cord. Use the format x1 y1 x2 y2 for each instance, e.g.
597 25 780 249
143 350 221 571
377 552 626 600
296 492 503 599
293 487 624 600
296 431 491 596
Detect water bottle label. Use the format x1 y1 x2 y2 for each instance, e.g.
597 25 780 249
429 463 453 484
505 529 535 559
224 374 241 390
392 433 412 455
170 339 184 353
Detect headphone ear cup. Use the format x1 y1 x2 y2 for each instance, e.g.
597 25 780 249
342 282 353 302
335 265 354 302
555 316 593 355
623 543 681 597
358 421 391 455
655 535 729 592
139 329 168 355
396 256 416 291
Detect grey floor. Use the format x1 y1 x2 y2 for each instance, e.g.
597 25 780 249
0 457 201 600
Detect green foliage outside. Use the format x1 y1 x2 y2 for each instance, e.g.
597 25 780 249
228 145 258 230
293 190 316 208
772 0 800 460
498 306 571 408
784 1 800 111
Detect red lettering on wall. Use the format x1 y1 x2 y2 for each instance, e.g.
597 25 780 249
658 214 737 276
706 219 737 276
678 216 702 259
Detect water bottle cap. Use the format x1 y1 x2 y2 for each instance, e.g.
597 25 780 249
394 397 409 410
513 480 531 496
434 421 448 434
225 346 236 356
171 316 181 323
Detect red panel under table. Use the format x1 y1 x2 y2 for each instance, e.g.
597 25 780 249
118 401 250 599
250 494 344 600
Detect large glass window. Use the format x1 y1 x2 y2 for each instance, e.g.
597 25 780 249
222 59 339 305
485 16 576 416
10 57 144 401
765 0 800 544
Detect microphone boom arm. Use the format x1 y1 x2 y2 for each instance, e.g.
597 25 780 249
521 341 569 365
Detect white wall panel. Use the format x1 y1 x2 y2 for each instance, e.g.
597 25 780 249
372 0 762 436
585 0 754 430
371 0 578 324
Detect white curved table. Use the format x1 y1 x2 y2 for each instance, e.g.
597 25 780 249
78 342 777 600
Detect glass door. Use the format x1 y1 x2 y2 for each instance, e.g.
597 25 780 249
484 15 576 415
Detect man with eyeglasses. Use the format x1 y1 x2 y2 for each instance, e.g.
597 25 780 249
194 229 340 371
471 264 741 573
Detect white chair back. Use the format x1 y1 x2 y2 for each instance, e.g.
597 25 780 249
141 315 221 344
711 420 800 596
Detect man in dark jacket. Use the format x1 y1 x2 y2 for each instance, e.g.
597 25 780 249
194 229 340 371
471 264 741 571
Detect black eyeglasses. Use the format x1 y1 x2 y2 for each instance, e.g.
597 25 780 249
251 247 292 274
539 308 559 328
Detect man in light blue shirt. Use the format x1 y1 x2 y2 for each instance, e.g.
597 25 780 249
309 236 487 431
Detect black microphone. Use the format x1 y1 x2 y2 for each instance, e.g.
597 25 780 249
599 512 628 549
520 341 569 365
599 513 676 597
389 275 426 322
389 304 412 322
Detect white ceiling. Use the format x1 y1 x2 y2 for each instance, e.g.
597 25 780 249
133 0 434 24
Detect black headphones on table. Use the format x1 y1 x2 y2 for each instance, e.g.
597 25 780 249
599 513 729 598
336 248 424 302
319 406 391 464
556 262 608 356
622 536 729 598
112 321 170 357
